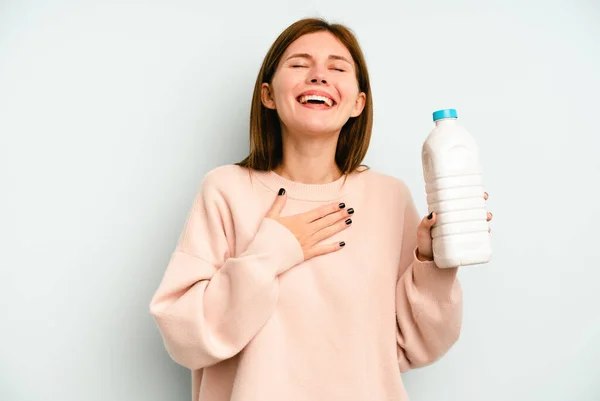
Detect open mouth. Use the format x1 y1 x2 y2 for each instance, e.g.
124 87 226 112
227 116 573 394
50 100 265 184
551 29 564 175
297 94 336 108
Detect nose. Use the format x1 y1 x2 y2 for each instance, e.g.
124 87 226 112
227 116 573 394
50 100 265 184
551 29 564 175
311 77 327 84
307 66 328 85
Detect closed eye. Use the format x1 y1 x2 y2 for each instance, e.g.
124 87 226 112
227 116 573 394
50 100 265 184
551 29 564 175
291 64 308 68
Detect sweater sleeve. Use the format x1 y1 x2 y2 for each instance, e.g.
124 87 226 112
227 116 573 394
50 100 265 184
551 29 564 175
395 188 463 372
149 175 304 370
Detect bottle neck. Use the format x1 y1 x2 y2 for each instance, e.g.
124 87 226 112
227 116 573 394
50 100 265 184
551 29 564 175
435 117 458 126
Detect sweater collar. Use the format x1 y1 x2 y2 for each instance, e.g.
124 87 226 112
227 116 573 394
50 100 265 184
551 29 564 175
251 168 360 202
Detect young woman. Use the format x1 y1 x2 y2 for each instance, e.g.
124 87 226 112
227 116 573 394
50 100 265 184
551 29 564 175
150 17 492 401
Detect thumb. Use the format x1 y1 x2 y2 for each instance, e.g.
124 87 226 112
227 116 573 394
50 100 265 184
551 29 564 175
421 211 437 230
266 188 287 218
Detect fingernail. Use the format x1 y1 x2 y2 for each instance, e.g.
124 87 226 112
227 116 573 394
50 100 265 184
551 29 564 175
345 218 352 225
427 212 433 220
278 188 285 196
339 203 345 209
347 208 354 214
339 241 346 247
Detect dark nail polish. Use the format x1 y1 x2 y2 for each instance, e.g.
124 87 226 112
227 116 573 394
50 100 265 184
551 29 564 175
339 203 345 209
278 188 285 196
345 218 352 225
347 208 354 214
427 212 433 220
339 241 346 247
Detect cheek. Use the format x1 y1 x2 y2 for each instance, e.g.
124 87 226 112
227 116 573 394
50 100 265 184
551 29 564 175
269 76 284 104
337 77 359 95
338 82 360 107
272 73 298 96
276 87 299 110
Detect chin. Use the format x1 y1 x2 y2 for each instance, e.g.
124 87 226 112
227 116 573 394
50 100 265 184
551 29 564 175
297 115 344 134
279 112 346 137
297 121 342 137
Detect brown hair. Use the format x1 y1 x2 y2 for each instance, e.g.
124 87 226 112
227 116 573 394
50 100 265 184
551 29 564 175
236 17 373 175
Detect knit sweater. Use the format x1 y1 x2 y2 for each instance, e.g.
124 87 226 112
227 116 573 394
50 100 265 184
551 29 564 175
149 164 462 401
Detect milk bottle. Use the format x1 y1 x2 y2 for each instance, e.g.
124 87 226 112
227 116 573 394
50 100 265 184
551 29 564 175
421 109 492 268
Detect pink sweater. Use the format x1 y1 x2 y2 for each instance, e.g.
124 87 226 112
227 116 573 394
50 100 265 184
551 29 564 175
150 165 462 401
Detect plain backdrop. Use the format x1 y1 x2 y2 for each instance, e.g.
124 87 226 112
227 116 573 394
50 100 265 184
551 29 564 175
1 0 599 400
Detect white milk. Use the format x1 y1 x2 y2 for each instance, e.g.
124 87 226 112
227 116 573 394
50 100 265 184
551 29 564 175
421 109 492 268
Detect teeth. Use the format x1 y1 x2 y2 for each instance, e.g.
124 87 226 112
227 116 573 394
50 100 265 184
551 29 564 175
299 95 333 107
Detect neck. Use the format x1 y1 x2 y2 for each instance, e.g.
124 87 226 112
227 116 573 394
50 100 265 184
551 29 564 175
435 118 457 126
275 129 342 184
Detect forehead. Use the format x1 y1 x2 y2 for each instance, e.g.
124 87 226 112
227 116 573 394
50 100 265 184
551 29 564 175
283 31 353 60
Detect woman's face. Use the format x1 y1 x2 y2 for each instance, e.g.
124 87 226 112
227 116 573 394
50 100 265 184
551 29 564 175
262 31 366 138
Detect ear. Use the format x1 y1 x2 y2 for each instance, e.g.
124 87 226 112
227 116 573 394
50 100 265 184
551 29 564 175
350 92 366 118
261 83 277 110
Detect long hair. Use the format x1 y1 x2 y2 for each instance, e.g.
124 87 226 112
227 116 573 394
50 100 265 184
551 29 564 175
236 18 373 175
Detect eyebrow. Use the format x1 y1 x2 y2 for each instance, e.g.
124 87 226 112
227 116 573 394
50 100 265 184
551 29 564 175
285 53 353 65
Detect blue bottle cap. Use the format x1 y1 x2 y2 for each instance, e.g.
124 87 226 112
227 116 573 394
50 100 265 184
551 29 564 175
433 109 458 121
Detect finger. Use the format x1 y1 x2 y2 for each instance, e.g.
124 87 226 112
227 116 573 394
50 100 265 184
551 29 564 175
265 188 287 218
311 207 353 232
303 201 346 223
422 211 437 227
311 216 352 244
487 211 493 221
305 241 346 259
484 192 489 201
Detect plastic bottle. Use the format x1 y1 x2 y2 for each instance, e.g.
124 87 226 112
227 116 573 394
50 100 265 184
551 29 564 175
421 109 492 268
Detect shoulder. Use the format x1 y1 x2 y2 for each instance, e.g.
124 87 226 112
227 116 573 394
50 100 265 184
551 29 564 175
196 164 253 200
203 164 251 186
